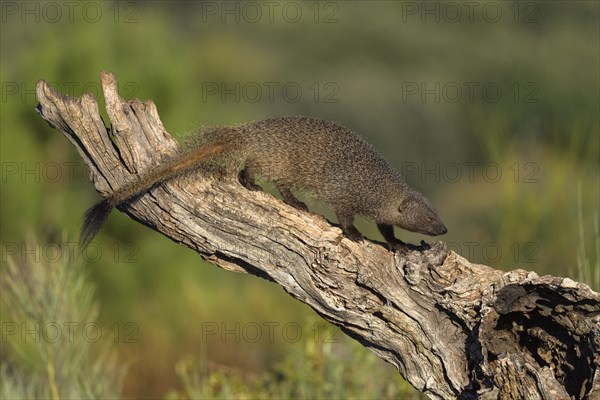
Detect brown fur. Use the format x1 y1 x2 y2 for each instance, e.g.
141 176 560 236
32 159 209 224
81 116 447 249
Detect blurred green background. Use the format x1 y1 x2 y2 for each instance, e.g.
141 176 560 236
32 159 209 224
1 1 598 398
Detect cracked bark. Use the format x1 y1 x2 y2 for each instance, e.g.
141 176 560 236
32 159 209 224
35 72 599 400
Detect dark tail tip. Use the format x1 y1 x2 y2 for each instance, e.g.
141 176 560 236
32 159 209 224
80 200 113 248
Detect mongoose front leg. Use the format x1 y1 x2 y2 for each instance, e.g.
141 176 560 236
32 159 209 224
275 183 308 211
337 213 363 242
377 223 421 253
238 167 262 191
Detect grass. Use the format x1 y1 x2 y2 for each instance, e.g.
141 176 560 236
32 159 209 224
166 328 424 400
0 237 124 399
576 182 600 291
1 240 423 399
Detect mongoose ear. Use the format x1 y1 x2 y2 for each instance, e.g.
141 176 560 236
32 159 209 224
397 197 410 212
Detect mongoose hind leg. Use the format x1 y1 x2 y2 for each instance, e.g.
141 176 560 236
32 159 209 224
337 212 363 242
275 183 308 211
239 167 309 212
238 167 262 191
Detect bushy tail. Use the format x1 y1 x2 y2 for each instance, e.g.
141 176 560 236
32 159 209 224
78 138 233 248
80 199 114 248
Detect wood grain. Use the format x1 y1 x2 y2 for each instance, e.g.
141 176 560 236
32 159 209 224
36 72 599 399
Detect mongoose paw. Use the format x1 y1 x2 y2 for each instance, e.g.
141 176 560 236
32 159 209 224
387 240 423 254
276 185 308 212
343 226 364 242
238 170 262 191
287 200 309 212
387 241 410 254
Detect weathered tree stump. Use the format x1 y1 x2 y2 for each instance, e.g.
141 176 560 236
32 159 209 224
36 72 599 399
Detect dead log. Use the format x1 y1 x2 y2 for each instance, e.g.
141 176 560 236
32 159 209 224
35 72 599 400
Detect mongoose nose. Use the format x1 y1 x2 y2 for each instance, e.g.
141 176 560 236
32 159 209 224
440 225 448 235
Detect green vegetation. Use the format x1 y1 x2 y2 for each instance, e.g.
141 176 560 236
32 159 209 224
1 240 124 399
1 1 598 398
1 242 420 400
167 331 422 400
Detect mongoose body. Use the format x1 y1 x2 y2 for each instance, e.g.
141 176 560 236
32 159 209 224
82 116 447 248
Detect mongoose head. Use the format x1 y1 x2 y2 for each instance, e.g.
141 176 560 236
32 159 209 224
385 188 447 236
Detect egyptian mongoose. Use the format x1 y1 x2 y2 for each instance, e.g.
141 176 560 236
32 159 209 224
81 116 447 249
